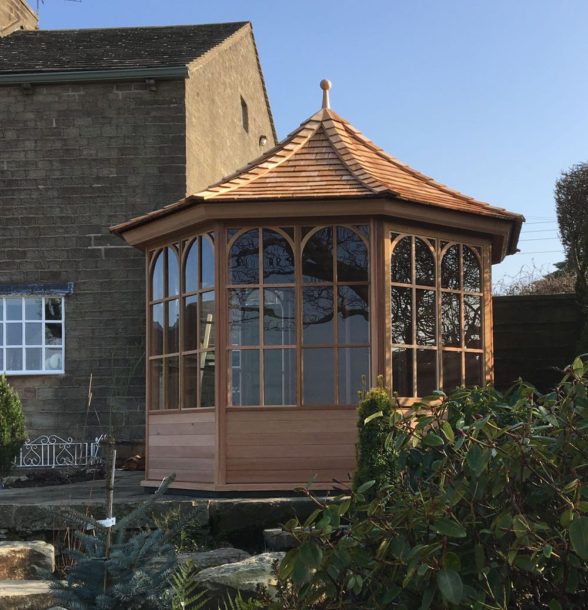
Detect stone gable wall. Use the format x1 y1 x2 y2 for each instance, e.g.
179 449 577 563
0 0 37 37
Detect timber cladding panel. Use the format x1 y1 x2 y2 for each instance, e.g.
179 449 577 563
0 79 187 443
225 409 357 485
492 294 580 392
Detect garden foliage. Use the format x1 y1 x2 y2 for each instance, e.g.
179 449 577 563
276 360 588 609
52 474 177 609
0 374 26 477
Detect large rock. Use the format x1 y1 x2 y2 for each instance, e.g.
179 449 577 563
193 552 284 604
0 541 54 580
178 547 250 571
0 580 56 610
263 528 298 551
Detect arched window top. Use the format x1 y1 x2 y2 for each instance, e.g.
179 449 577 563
202 235 215 289
415 237 435 286
167 246 180 297
263 229 294 284
441 244 460 289
463 246 481 292
391 236 412 284
151 250 164 301
302 227 333 283
229 229 259 285
337 226 368 282
184 241 198 293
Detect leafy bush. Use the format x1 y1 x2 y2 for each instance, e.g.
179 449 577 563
352 383 396 496
52 474 178 609
278 361 588 609
0 374 26 477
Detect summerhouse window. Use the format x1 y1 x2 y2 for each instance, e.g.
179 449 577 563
0 296 64 374
149 235 216 410
390 233 484 396
227 225 370 407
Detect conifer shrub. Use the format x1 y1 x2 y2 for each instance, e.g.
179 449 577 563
0 374 26 477
277 359 588 609
352 383 396 496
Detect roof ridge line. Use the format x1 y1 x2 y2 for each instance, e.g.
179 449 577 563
338 118 492 208
197 119 323 199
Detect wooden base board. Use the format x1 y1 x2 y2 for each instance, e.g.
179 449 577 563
140 479 351 493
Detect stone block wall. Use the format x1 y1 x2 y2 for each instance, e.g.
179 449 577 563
0 0 37 37
0 79 187 444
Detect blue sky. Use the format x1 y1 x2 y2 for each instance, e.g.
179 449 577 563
38 0 588 285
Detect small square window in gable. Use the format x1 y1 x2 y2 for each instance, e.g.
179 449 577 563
240 96 249 133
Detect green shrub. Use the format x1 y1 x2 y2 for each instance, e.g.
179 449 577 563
278 360 588 609
352 383 396 496
0 375 26 477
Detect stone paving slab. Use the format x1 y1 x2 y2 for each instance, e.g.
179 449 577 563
0 580 57 610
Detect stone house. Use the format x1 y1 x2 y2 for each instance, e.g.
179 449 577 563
0 9 276 451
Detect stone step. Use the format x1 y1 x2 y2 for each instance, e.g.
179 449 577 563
0 541 54 581
0 580 57 610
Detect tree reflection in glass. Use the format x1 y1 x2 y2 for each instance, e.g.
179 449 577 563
338 285 368 344
416 289 436 345
337 227 368 282
391 287 412 344
302 227 333 283
415 238 435 286
464 295 482 348
264 288 295 345
463 246 481 292
442 293 461 346
391 236 411 284
393 348 413 397
229 229 259 284
263 230 294 283
303 287 333 344
442 245 460 289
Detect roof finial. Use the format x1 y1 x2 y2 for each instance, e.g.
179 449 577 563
320 79 332 109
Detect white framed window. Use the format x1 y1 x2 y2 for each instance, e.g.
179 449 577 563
0 296 65 375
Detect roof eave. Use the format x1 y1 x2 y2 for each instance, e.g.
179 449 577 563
0 65 188 85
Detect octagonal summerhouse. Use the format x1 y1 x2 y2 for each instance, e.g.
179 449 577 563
112 85 523 492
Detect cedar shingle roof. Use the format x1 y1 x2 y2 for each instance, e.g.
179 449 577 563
0 22 247 73
112 106 524 238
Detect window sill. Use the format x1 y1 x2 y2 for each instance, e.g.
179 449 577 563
3 370 65 376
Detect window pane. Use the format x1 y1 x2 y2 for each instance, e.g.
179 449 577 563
339 347 369 405
183 354 198 409
229 289 259 346
6 323 22 346
150 359 164 410
264 348 296 405
167 247 180 297
393 348 413 397
463 247 481 292
200 292 216 350
151 303 164 355
303 227 333 283
303 348 334 405
25 323 42 346
264 288 295 345
184 241 198 293
337 227 368 282
229 229 259 285
464 295 482 348
442 293 461 346
45 298 62 321
303 287 333 345
152 251 164 300
465 353 483 386
166 356 179 410
441 245 460 289
391 287 412 344
44 348 62 371
443 351 462 391
200 351 215 407
417 349 437 396
166 300 180 354
263 229 294 284
338 286 369 344
416 290 436 346
6 298 22 321
415 238 435 286
183 296 197 351
26 348 42 371
231 349 260 406
7 348 23 371
25 299 42 321
202 235 215 289
45 323 62 346
391 237 411 284
0 300 3 321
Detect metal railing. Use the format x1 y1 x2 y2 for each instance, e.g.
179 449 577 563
15 434 106 469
